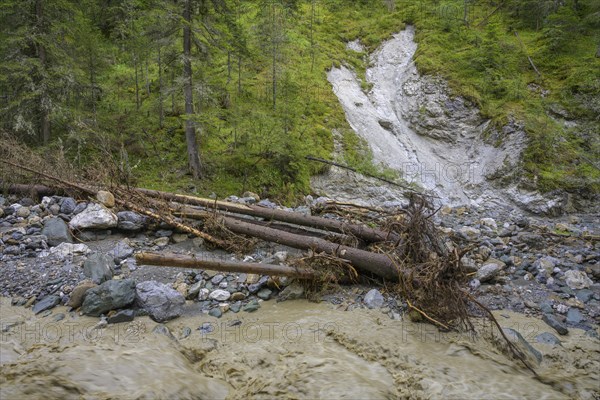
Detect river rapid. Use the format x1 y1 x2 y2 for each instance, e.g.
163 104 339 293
1 297 599 399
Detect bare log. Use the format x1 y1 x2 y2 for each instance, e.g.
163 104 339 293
136 252 316 278
175 208 401 281
0 182 58 197
137 188 397 244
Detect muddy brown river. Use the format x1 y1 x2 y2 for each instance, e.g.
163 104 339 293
1 297 598 399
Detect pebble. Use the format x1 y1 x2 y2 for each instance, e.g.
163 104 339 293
243 299 260 312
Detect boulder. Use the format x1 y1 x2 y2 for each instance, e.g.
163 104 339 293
69 203 118 230
80 279 136 316
563 270 593 290
363 289 385 309
83 252 114 284
476 259 506 283
32 295 61 315
135 281 185 322
59 197 77 215
42 217 73 247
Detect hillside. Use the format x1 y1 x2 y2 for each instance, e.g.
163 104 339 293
1 0 598 202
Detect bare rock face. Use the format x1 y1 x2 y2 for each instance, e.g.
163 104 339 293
69 203 118 230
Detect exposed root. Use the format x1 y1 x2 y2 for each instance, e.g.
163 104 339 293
292 252 358 301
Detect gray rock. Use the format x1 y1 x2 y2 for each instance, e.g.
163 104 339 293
563 270 593 290
155 229 173 238
73 202 87 215
209 308 222 318
187 281 204 300
566 308 585 325
575 289 594 303
60 198 77 214
111 240 134 264
230 302 242 313
257 288 272 300
83 252 114 284
135 281 185 322
116 211 146 231
459 226 481 240
32 295 61 314
152 324 177 341
502 328 543 365
363 289 385 309
535 332 562 346
277 282 304 302
209 289 231 301
80 279 136 317
107 309 135 324
542 313 569 335
211 274 225 284
534 256 559 275
180 327 192 339
243 299 260 312
476 260 505 283
69 203 118 230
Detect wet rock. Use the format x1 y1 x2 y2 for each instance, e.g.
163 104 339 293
575 289 594 303
502 328 543 365
53 313 65 322
363 289 385 309
59 197 77 214
180 327 192 339
209 308 222 318
230 302 242 313
155 229 173 238
96 190 115 208
73 202 87 215
535 332 562 346
277 282 304 302
32 295 61 314
566 308 585 325
81 279 136 317
187 281 204 300
211 274 225 284
152 324 177 341
135 281 185 323
209 289 231 301
243 299 260 313
563 270 593 290
67 281 96 308
69 203 118 230
257 288 272 300
117 211 146 231
476 259 505 283
107 309 135 324
542 313 569 335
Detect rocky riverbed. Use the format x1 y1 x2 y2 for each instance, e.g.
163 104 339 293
1 191 599 398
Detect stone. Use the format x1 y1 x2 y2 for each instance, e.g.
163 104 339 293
107 309 135 324
243 299 260 312
73 202 87 215
480 218 497 229
542 313 569 335
187 281 204 300
69 203 118 230
230 302 242 313
458 226 481 241
230 292 246 301
198 288 210 301
534 256 559 275
80 279 136 317
152 324 177 341
277 283 304 302
117 211 146 231
566 308 585 325
67 281 97 308
60 197 77 214
49 242 91 258
16 206 30 218
563 270 593 290
96 190 115 208
135 281 185 323
363 289 385 309
83 252 114 284
502 328 543 365
575 289 594 303
535 332 562 346
171 233 188 243
209 308 222 318
209 289 231 301
257 288 272 300
211 274 225 284
476 259 506 283
155 229 173 238
111 240 134 264
153 237 169 247
32 295 61 315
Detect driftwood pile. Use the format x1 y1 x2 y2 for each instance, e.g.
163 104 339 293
0 135 538 375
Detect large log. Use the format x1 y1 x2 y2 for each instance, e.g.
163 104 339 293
136 252 316 278
137 188 397 244
174 208 401 281
0 182 58 197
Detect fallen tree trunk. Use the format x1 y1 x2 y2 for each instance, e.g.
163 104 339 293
174 208 401 281
136 252 316 278
137 188 397 244
0 182 58 197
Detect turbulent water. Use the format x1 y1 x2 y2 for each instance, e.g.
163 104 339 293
1 297 598 399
